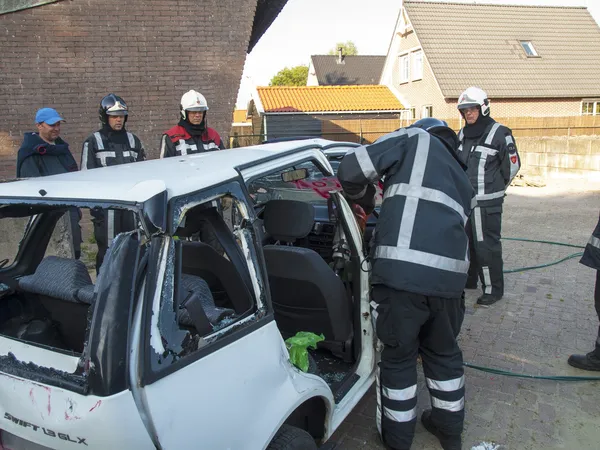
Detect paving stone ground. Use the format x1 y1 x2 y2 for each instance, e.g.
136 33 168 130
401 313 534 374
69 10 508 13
332 178 600 450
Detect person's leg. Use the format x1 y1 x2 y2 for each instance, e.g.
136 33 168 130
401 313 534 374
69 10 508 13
465 216 479 289
476 206 504 305
92 211 108 275
372 286 429 450
419 296 465 450
568 270 600 371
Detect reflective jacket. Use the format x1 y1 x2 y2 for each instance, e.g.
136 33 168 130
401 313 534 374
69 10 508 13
81 129 145 169
457 121 521 207
160 125 224 158
581 213 600 271
337 128 475 298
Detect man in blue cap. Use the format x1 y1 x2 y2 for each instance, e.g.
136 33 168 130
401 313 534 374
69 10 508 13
16 107 81 258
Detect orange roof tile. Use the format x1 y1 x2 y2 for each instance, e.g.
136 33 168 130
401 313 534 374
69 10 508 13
255 85 404 113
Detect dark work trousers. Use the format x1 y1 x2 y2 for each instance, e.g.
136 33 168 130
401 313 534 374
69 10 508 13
594 271 600 355
92 209 136 274
466 205 504 297
372 285 465 450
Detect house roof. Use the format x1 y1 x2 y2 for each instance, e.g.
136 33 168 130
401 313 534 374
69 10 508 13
255 85 404 113
248 0 289 52
404 1 600 98
310 55 386 85
232 109 251 124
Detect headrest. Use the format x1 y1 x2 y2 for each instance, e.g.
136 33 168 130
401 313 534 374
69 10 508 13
263 200 314 242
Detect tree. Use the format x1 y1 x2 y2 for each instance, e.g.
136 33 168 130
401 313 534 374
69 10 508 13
269 65 309 86
328 41 358 56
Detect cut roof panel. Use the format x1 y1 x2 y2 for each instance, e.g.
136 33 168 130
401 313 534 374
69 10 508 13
310 55 386 85
404 1 600 98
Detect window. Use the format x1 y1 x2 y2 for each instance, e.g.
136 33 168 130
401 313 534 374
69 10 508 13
421 105 433 118
409 107 416 119
581 100 600 116
399 54 410 83
412 50 423 80
520 41 539 57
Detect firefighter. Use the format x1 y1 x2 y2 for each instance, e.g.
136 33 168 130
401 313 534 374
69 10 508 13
457 87 521 306
568 214 600 371
81 94 146 273
337 118 475 450
160 90 225 158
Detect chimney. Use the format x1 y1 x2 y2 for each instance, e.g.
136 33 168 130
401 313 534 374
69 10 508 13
337 47 344 64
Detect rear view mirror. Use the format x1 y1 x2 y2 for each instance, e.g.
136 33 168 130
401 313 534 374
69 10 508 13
281 168 309 183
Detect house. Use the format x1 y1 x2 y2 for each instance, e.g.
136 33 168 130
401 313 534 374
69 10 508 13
247 85 406 143
0 0 288 174
307 53 386 86
380 1 600 120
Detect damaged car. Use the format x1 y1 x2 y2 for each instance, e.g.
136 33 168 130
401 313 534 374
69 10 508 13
0 139 377 450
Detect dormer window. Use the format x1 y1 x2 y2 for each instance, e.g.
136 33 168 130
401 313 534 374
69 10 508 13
520 41 539 57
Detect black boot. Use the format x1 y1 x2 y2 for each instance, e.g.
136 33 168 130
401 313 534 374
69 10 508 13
476 294 502 306
421 410 462 450
568 351 600 371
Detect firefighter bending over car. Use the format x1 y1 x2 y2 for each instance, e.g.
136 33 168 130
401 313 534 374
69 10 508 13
456 87 521 306
338 118 475 450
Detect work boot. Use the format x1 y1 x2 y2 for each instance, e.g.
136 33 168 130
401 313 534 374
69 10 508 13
421 410 462 450
476 294 502 306
567 351 600 371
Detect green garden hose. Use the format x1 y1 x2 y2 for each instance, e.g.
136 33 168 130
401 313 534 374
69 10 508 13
467 237 600 380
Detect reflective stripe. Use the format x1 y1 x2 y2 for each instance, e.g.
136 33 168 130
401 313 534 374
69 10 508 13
81 142 89 170
483 267 492 294
376 371 382 436
204 142 220 151
176 139 196 155
589 235 600 250
352 145 378 181
484 123 501 145
346 185 368 200
385 183 468 224
370 300 379 321
476 191 505 201
375 245 469 273
383 384 417 401
96 151 116 167
458 129 463 141
474 146 498 157
126 132 135 149
384 406 417 422
432 396 464 412
93 132 104 150
426 375 465 391
160 136 168 158
397 197 418 247
107 210 115 242
473 207 484 242
409 131 429 186
505 135 514 146
123 151 139 159
471 196 477 209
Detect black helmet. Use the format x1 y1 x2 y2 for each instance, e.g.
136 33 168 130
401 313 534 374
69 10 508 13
99 94 128 125
409 118 465 170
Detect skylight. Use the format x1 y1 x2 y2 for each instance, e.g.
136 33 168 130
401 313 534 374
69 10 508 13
520 41 539 57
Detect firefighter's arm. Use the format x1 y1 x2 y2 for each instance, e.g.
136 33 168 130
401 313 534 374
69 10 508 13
159 134 175 158
498 129 521 187
80 137 98 170
137 139 147 161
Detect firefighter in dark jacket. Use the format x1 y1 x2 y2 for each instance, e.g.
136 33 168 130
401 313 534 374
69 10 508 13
17 107 82 259
456 87 521 306
160 90 225 158
81 94 146 273
568 214 600 371
338 118 475 450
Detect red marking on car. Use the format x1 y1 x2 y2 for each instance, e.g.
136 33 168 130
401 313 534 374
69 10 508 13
89 400 102 412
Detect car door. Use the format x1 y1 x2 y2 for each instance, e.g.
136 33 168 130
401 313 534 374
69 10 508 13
129 172 335 449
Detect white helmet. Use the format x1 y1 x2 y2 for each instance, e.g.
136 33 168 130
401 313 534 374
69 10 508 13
180 90 209 120
457 87 490 117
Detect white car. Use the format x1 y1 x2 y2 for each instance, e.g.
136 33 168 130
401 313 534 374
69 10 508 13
0 139 377 449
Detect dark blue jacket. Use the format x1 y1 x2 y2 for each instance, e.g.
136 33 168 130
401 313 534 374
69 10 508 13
17 132 78 178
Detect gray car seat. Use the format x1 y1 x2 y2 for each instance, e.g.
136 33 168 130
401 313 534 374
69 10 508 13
178 273 235 329
262 200 353 361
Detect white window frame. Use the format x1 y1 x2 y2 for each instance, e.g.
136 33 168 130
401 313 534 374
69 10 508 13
581 100 600 116
399 54 410 83
412 50 423 81
421 105 433 118
519 41 539 58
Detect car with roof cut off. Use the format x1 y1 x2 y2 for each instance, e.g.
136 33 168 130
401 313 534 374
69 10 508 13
0 139 377 450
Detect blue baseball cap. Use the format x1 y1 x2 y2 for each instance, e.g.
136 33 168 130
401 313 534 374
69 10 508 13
35 107 65 125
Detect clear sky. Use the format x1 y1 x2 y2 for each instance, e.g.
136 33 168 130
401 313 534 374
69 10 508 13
235 0 600 108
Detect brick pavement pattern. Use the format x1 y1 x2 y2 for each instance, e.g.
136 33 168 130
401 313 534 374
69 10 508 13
333 181 600 450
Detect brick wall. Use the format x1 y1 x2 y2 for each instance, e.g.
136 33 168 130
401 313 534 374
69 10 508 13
0 0 257 179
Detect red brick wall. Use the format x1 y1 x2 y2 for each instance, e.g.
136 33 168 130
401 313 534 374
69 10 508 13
0 0 257 178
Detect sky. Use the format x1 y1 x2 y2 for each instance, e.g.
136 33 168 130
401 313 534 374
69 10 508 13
235 0 600 108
